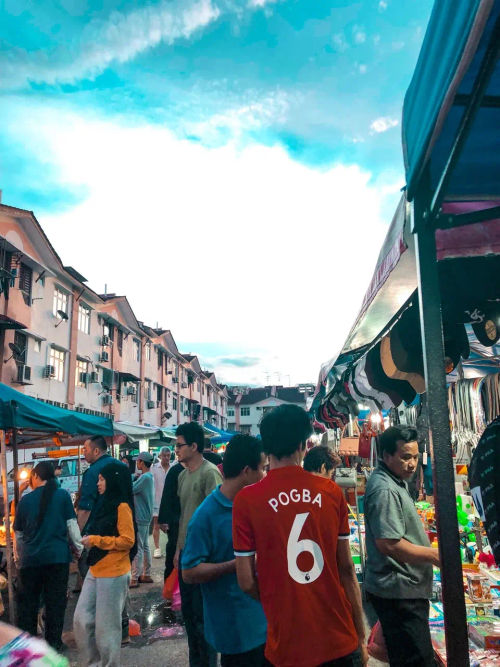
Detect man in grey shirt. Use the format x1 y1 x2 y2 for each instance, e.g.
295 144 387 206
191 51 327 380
364 425 440 666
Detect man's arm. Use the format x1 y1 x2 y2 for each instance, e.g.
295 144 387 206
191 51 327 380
336 539 366 648
235 555 260 601
376 538 440 566
183 560 235 584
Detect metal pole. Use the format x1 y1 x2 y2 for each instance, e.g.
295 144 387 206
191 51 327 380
12 430 19 509
0 430 16 624
413 197 469 666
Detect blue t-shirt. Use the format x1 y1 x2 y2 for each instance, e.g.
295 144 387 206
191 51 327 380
78 453 113 512
133 471 154 524
182 486 267 655
14 486 76 568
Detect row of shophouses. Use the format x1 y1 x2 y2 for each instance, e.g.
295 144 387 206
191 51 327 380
0 202 228 430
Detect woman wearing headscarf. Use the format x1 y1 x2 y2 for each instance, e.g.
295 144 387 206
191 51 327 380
13 461 83 652
73 463 134 666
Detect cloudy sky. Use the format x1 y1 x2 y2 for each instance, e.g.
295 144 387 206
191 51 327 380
0 0 433 386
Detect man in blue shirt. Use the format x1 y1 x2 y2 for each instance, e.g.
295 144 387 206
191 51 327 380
131 451 155 587
77 436 113 531
182 435 268 667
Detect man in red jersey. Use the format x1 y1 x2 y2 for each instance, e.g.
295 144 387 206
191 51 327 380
233 405 367 667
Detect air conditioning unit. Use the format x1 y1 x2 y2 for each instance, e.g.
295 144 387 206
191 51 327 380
102 394 112 406
100 351 109 362
79 372 88 384
181 382 188 388
147 400 155 409
101 335 110 346
17 365 31 383
172 377 178 383
126 386 136 395
43 365 55 378
89 371 99 383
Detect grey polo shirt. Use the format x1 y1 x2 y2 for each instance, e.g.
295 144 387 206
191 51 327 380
364 461 433 599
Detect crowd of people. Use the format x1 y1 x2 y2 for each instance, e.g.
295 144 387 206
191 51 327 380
6 406 439 667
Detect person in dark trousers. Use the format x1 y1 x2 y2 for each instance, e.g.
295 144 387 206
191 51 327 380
158 461 184 580
14 461 83 651
182 435 268 666
364 425 440 667
175 422 222 667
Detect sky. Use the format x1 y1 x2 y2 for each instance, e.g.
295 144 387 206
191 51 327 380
0 0 433 387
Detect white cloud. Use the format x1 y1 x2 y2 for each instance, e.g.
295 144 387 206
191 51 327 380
184 89 290 142
247 0 278 7
353 26 366 44
370 116 399 133
7 104 400 384
378 1 388 11
359 64 367 75
332 33 349 53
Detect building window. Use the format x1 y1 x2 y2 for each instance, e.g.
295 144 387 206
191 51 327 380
145 381 152 401
157 384 163 404
19 263 32 304
75 359 88 387
145 342 151 361
240 407 250 416
133 339 140 362
49 347 65 382
173 395 178 410
228 408 235 417
117 329 123 356
228 423 236 431
197 380 201 392
240 425 252 435
53 288 68 317
157 349 163 369
78 303 91 334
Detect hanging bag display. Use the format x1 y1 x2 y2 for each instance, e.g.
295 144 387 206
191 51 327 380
339 422 360 456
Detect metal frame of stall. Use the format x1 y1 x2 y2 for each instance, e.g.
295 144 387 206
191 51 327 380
411 13 500 666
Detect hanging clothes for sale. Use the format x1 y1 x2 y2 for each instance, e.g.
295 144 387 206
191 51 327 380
468 417 500 566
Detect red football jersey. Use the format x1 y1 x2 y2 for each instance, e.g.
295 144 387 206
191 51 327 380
233 466 358 667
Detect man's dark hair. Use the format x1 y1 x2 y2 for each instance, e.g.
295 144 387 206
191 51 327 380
54 465 63 471
89 435 108 452
259 404 313 459
379 425 418 457
223 434 263 479
176 422 205 452
303 446 339 474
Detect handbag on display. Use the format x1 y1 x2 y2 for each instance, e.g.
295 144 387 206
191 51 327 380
339 422 360 456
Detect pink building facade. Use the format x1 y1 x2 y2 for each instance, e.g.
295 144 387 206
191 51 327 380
0 203 227 429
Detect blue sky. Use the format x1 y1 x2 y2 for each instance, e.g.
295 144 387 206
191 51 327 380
0 0 433 385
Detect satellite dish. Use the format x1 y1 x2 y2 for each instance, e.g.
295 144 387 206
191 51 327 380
8 343 22 355
163 411 172 419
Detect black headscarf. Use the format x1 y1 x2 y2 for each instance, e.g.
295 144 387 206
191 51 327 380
87 463 133 567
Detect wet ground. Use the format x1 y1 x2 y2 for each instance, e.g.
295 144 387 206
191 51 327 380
60 532 384 666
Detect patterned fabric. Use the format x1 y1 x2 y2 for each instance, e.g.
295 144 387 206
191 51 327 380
0 632 68 666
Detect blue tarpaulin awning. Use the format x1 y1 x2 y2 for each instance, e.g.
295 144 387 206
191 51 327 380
0 382 113 436
403 0 500 201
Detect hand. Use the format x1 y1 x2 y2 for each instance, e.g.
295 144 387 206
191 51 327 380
359 643 369 665
19 480 30 494
173 548 180 570
81 535 92 549
159 524 169 533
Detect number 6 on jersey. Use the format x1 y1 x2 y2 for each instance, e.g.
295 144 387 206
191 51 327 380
287 512 324 584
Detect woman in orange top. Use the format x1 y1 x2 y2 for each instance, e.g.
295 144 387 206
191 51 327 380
74 464 134 666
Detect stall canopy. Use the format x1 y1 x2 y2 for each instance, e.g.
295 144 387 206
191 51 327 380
403 0 500 202
114 421 165 443
204 422 238 444
0 382 113 436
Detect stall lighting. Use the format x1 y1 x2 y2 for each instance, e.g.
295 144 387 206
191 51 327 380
19 469 29 481
370 414 382 424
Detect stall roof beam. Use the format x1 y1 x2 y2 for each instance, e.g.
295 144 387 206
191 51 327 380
429 13 500 220
436 204 500 228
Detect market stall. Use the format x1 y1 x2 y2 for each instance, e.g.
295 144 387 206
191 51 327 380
0 382 114 623
312 1 500 663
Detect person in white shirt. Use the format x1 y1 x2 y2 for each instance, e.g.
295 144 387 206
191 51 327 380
151 447 171 558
